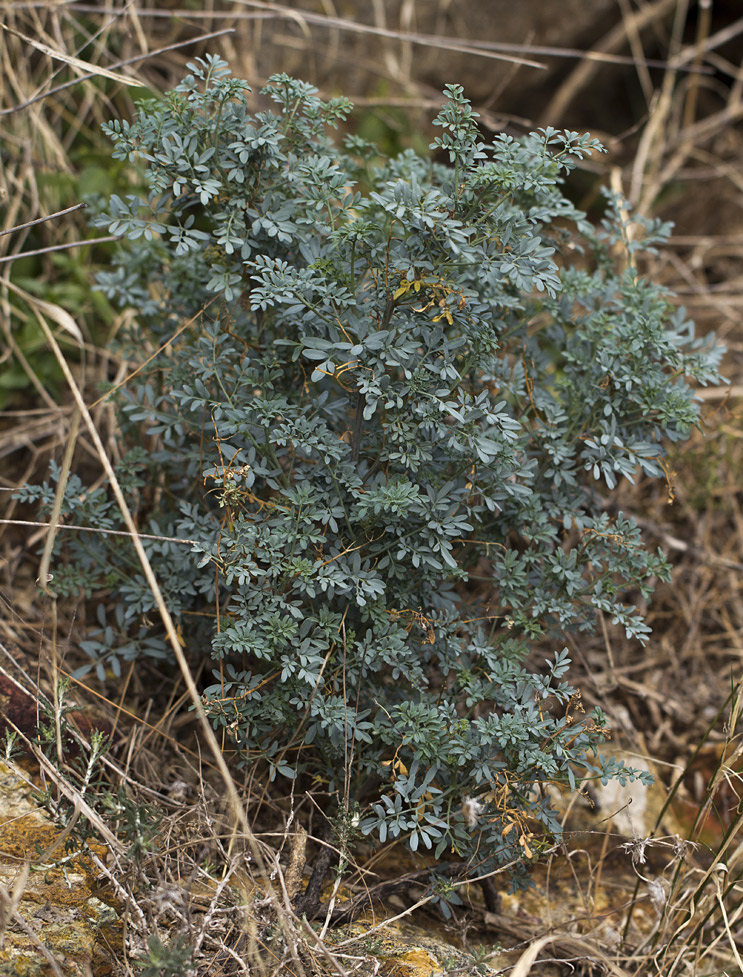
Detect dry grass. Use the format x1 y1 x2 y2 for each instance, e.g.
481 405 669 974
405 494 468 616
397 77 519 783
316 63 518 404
1 2 743 974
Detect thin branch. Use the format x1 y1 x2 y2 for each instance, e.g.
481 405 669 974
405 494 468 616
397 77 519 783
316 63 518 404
59 5 714 74
0 28 236 116
0 235 121 264
0 202 87 238
0 518 199 546
158 0 545 70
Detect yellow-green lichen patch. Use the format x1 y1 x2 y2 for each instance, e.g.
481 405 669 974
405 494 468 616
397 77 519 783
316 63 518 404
0 761 121 976
328 919 486 977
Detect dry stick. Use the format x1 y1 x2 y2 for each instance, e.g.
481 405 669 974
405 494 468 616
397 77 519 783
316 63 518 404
632 0 691 214
37 410 81 597
223 0 545 70
0 27 236 116
0 235 121 264
35 0 138 100
669 14 743 73
0 21 142 88
0 201 87 237
689 145 743 197
0 518 199 545
617 0 654 108
541 0 678 125
36 405 82 767
55 4 712 75
695 383 743 400
31 317 280 906
645 89 743 206
510 935 563 977
461 39 708 74
682 0 712 130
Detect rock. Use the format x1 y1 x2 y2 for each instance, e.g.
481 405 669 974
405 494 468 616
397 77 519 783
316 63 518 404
588 745 684 839
327 918 505 976
0 762 120 976
592 751 654 837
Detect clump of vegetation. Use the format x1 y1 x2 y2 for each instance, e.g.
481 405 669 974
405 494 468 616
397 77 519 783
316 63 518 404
20 55 723 888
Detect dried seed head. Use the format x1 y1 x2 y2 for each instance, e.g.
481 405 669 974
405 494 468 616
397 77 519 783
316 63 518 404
647 876 669 915
462 796 484 831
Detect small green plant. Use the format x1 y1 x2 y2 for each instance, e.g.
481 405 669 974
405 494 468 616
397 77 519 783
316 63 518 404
2 729 21 763
28 683 159 873
31 680 113 859
133 933 194 977
22 57 723 884
15 679 182 969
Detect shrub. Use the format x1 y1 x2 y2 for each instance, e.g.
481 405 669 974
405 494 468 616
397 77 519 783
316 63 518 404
24 57 723 883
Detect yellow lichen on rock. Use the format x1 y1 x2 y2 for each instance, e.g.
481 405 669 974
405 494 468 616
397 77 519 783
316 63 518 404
0 761 120 977
328 918 487 976
377 945 442 977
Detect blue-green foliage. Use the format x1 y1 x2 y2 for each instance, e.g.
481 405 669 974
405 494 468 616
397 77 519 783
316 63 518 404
23 57 723 874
